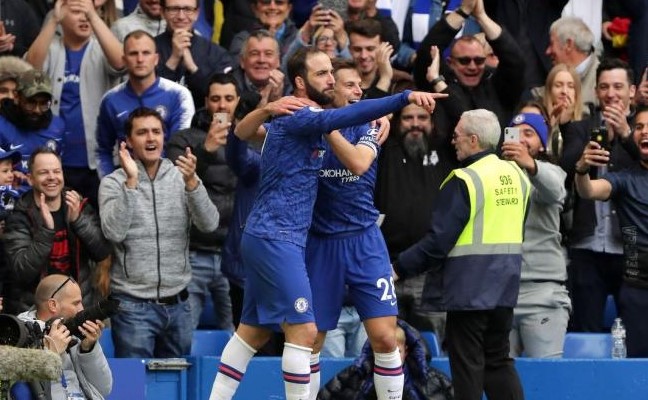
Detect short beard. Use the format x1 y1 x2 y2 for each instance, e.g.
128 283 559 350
305 79 333 106
403 131 428 160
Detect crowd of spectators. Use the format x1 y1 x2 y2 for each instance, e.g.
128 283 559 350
1 0 648 397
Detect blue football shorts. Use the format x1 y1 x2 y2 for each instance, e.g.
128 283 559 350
306 224 397 331
240 233 315 327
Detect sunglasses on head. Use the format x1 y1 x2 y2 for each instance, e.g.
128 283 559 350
50 276 74 299
452 56 487 66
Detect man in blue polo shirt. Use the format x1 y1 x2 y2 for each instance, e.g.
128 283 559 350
209 47 443 400
575 105 648 358
96 30 194 178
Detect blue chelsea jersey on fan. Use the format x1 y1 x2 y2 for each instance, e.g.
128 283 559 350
244 90 412 247
0 115 65 187
311 124 380 235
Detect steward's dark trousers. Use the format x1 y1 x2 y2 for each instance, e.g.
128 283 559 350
446 307 524 400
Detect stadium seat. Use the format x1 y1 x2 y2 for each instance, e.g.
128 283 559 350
563 333 612 358
99 328 115 358
420 331 441 357
191 330 233 357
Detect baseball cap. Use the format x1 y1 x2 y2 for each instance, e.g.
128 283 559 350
508 113 549 148
0 146 21 164
17 70 52 98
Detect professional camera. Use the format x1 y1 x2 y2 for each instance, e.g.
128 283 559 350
0 314 45 348
47 298 120 339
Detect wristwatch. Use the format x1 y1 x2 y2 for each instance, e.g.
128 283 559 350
429 75 446 88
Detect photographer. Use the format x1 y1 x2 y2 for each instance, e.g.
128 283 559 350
17 274 112 399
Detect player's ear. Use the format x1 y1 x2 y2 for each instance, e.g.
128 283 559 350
294 76 306 91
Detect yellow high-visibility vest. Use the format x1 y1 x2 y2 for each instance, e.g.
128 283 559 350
442 154 530 258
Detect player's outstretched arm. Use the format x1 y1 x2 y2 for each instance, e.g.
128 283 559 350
234 96 313 140
407 91 448 114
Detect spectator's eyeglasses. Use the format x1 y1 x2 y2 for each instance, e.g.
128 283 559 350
258 0 288 5
50 277 74 299
164 6 198 16
22 98 52 112
452 56 487 66
316 36 337 44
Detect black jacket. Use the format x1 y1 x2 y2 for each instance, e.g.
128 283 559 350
166 108 237 252
155 31 234 109
3 190 111 313
413 17 526 131
374 127 458 259
318 320 454 400
560 110 639 244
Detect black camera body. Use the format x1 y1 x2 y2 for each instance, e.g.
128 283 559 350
46 298 120 339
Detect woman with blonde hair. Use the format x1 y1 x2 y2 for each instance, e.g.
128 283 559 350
534 63 585 158
543 63 585 126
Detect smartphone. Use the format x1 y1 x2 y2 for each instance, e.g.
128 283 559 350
318 0 347 20
504 127 520 142
591 127 609 149
213 112 229 124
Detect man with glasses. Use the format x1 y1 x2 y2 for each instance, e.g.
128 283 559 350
414 0 526 131
392 109 529 400
4 148 111 315
155 0 233 109
0 70 64 193
17 274 113 399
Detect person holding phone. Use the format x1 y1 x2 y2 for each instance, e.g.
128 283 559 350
166 73 239 332
574 105 648 357
502 112 571 358
560 58 639 333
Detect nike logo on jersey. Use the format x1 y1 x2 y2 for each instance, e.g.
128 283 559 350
9 144 23 150
117 110 129 118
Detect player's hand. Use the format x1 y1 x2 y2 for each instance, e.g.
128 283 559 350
391 264 400 282
407 91 448 114
372 116 390 146
265 96 314 117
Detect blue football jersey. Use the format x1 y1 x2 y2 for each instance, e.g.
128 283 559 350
311 123 380 235
244 91 411 247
